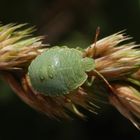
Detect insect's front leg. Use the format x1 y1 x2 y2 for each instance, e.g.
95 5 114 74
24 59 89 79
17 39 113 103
85 76 95 86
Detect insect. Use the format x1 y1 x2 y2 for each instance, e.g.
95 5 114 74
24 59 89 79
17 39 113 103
28 47 95 96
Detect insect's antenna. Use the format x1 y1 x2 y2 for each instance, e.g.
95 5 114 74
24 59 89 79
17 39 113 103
92 27 100 58
93 69 114 94
85 27 100 58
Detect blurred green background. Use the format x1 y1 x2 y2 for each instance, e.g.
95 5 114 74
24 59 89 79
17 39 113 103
0 0 140 139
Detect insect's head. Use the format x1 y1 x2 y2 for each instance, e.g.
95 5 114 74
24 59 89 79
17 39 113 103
82 57 95 72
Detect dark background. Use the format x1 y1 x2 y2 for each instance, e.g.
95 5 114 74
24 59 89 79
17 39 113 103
0 0 140 139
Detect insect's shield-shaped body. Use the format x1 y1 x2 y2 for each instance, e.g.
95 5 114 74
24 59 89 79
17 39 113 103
28 47 95 96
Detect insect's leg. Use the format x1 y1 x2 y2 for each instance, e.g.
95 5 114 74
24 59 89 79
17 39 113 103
77 87 87 96
85 76 95 86
64 96 85 118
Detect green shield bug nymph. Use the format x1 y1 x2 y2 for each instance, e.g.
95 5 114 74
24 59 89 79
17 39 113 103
28 47 95 96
